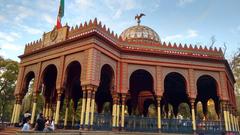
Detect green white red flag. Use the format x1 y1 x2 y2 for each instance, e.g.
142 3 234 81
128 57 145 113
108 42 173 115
56 0 64 29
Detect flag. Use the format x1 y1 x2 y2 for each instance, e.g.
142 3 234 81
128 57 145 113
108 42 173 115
56 0 64 29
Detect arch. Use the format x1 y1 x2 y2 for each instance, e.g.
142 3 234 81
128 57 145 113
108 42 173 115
41 64 58 104
162 72 189 116
21 71 35 95
127 65 156 93
196 75 220 118
195 71 220 96
21 71 35 113
63 61 82 111
96 64 115 113
127 69 155 116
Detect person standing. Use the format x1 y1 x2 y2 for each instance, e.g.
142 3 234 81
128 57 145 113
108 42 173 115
34 113 45 131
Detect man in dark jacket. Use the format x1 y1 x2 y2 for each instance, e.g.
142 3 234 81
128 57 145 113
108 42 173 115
35 113 45 131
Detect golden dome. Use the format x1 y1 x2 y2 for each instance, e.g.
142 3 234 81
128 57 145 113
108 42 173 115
120 25 161 43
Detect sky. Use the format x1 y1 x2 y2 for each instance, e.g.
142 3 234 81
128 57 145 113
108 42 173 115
0 0 240 61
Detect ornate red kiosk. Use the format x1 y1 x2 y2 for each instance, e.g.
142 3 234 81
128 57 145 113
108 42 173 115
11 16 239 134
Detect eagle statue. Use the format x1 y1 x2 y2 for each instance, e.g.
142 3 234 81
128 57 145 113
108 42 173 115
135 13 145 25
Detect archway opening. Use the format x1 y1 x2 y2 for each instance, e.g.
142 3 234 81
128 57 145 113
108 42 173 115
196 75 219 120
42 64 58 117
61 61 82 123
22 72 35 114
96 64 114 113
128 69 155 117
162 72 188 117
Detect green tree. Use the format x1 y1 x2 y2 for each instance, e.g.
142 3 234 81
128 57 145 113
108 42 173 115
231 48 240 115
0 56 18 126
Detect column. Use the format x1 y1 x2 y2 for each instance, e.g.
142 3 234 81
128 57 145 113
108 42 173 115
14 95 22 125
157 96 162 132
190 99 196 132
72 110 76 127
64 98 69 128
233 111 237 132
30 95 38 124
84 88 92 128
237 116 240 132
90 90 96 128
54 93 62 125
223 102 229 132
226 104 231 132
112 94 117 128
230 109 235 132
10 101 17 124
116 96 120 128
80 90 86 129
121 94 126 130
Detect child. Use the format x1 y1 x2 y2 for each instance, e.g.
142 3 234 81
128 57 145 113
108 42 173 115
21 117 31 131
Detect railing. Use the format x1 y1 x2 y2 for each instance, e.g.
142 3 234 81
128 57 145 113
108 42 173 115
57 120 80 129
92 113 112 131
124 116 158 132
161 118 193 133
196 120 225 134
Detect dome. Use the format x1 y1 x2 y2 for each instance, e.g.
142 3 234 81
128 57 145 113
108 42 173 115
120 25 161 43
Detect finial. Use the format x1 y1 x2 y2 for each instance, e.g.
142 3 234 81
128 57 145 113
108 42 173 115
135 13 145 25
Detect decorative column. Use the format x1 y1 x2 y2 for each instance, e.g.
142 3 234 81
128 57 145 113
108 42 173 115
112 94 117 129
230 106 234 132
121 94 126 130
54 93 62 125
222 101 228 132
190 99 196 132
11 101 17 124
80 90 86 129
14 95 23 125
233 111 237 132
64 98 69 128
116 96 120 128
30 94 38 124
237 116 240 132
90 89 96 129
157 96 162 132
226 103 231 132
84 87 92 128
72 110 76 127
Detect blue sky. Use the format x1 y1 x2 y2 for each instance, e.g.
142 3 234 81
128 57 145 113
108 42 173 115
0 0 239 61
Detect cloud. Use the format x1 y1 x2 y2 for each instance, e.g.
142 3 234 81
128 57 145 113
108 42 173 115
104 0 138 19
19 25 43 35
177 0 194 7
0 32 21 42
74 0 94 9
163 34 183 41
14 6 34 22
162 29 198 41
0 15 5 22
187 29 198 38
237 25 240 31
42 14 55 25
0 43 23 51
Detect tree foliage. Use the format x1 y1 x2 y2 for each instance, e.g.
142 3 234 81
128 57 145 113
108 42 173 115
231 48 240 114
0 56 18 123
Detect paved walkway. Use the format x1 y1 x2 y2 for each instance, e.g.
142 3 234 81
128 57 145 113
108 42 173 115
0 127 20 135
